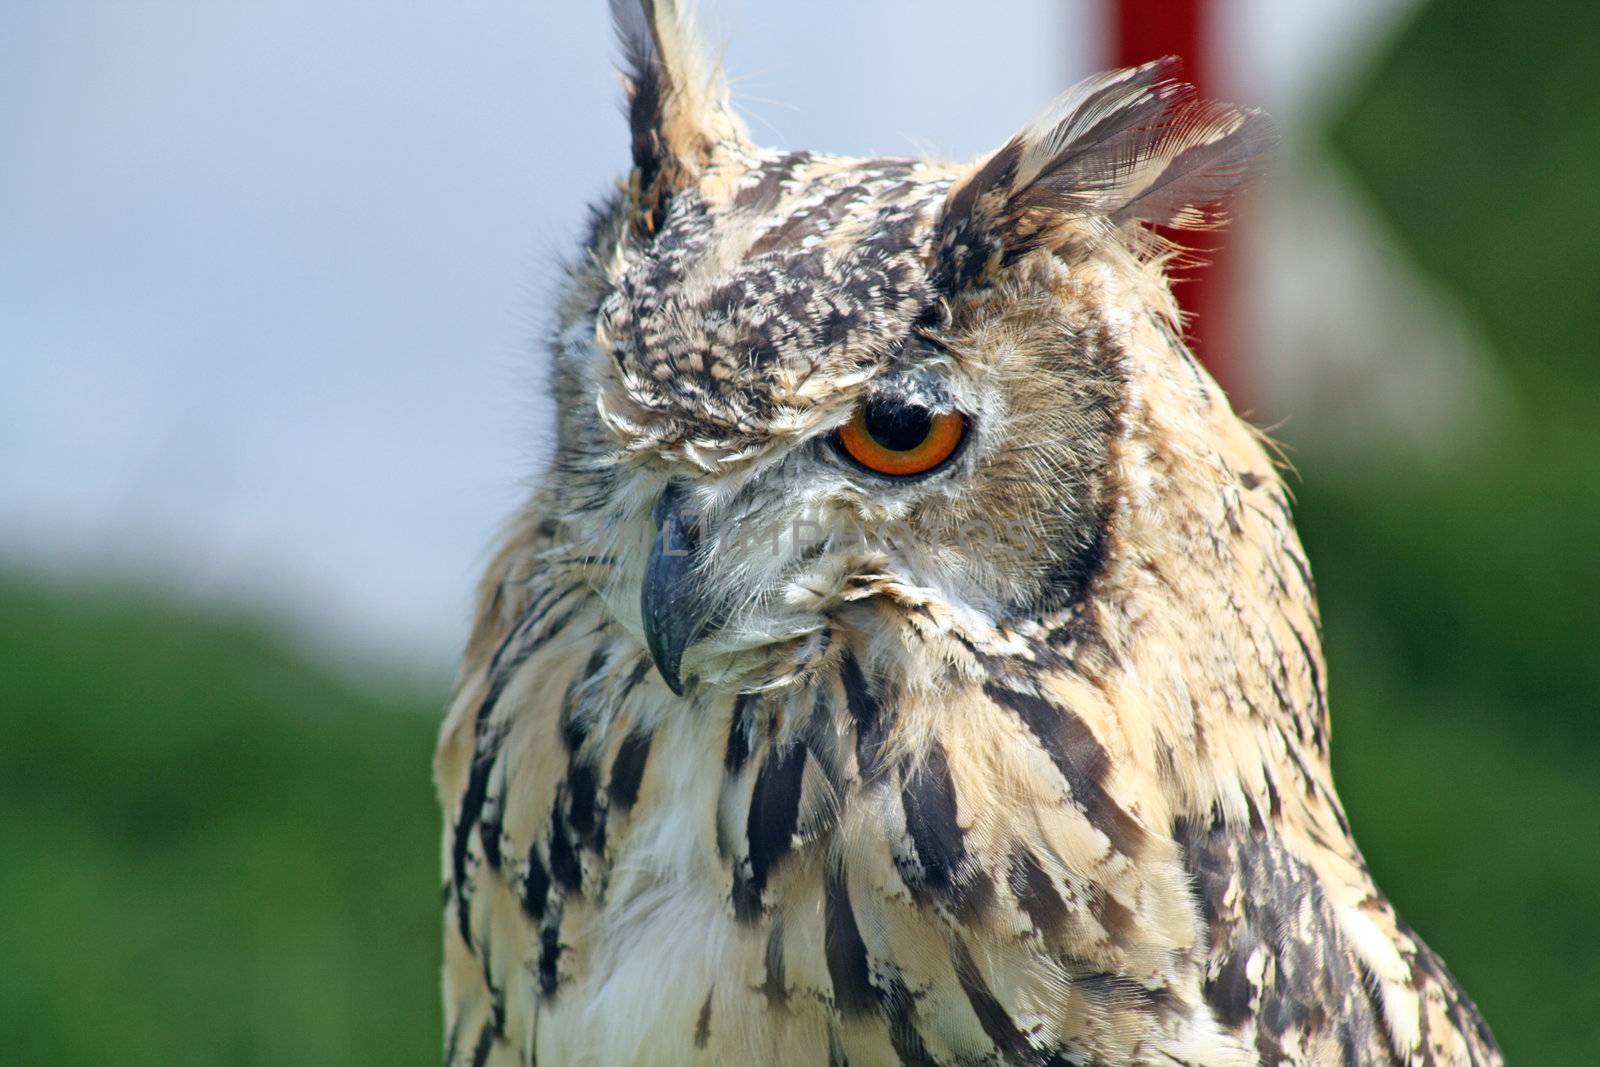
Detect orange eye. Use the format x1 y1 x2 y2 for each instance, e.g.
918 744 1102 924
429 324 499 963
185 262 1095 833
835 399 967 478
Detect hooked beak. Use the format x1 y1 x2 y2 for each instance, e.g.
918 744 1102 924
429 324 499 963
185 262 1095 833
641 483 714 696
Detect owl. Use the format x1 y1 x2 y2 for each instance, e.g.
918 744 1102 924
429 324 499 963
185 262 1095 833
434 3 1503 1065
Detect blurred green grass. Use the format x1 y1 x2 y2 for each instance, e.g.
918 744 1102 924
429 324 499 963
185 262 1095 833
0 579 444 1065
1300 0 1600 1058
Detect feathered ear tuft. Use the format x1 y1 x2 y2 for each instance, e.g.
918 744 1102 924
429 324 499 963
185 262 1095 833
611 0 746 236
931 58 1277 292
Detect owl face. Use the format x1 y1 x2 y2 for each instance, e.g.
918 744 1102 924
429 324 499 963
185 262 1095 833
547 16 1270 695
560 160 1123 695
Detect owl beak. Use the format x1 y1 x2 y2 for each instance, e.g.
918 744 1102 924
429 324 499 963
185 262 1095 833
641 483 712 696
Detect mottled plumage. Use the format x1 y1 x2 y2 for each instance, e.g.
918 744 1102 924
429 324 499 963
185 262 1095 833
435 4 1502 1064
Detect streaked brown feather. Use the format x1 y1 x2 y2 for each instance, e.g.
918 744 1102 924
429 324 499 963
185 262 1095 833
434 5 1499 1066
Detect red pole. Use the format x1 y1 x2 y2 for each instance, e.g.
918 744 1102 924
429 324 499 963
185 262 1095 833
1110 0 1243 400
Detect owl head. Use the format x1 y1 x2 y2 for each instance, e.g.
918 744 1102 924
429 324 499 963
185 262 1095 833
547 0 1276 697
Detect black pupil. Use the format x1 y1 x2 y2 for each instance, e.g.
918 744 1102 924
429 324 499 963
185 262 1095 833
863 400 933 452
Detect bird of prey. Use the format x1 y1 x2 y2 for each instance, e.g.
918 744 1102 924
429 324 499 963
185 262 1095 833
435 3 1503 1064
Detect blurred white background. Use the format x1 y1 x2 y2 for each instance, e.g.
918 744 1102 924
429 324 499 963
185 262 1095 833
1 0 1438 670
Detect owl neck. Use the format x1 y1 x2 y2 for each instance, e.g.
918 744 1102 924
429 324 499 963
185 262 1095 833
1024 371 1334 828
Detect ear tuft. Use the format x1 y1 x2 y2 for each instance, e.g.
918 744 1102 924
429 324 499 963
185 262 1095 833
611 0 746 236
932 58 1277 292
